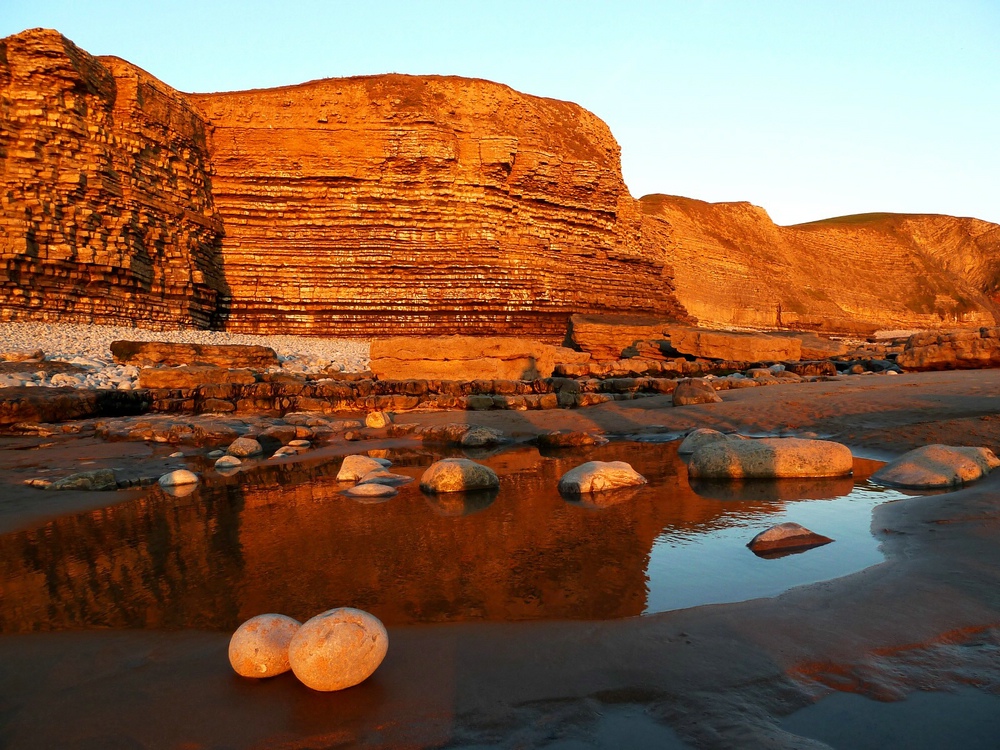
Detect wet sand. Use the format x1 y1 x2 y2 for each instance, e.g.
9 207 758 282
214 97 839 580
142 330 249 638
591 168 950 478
2 369 1000 748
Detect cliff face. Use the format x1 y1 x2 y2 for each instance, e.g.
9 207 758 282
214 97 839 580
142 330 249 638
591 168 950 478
641 195 1000 333
0 29 227 328
5 27 998 339
188 75 685 337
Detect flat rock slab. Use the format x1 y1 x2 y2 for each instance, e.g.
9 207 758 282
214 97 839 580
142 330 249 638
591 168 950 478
137 365 257 389
688 437 853 479
111 341 279 369
871 444 1000 488
370 336 588 381
666 326 802 362
568 314 677 361
0 387 150 427
0 361 85 376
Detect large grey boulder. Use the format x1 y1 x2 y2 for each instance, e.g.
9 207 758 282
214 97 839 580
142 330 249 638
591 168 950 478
558 461 647 495
419 458 499 493
871 444 1000 488
688 438 853 479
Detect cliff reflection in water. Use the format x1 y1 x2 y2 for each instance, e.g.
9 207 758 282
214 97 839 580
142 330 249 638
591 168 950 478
0 442 893 633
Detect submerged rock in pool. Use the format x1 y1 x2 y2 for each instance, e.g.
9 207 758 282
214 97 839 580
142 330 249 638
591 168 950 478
46 468 118 491
558 461 647 495
229 613 302 678
420 458 499 493
748 522 834 556
688 438 853 479
536 430 608 449
337 454 389 481
871 444 1000 488
358 469 412 486
460 426 506 447
343 483 397 499
288 607 389 691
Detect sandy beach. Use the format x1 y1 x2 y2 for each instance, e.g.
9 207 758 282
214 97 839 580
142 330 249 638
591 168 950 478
1 369 1000 748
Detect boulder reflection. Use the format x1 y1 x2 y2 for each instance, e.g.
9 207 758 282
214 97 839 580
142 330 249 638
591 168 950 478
0 442 876 633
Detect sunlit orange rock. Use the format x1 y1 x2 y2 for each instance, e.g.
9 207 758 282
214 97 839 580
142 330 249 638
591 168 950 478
229 613 301 678
288 608 388 691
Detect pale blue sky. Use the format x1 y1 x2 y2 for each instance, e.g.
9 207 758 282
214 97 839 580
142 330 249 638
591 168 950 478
3 1 998 225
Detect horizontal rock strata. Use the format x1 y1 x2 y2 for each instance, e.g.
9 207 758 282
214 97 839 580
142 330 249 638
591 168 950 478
0 29 227 328
188 72 689 337
640 194 1000 333
2 28 690 337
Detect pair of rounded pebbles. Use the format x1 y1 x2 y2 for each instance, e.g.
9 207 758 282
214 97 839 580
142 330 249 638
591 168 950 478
228 607 388 691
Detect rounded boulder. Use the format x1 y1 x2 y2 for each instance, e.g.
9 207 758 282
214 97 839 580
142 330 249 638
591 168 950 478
288 607 389 691
870 444 1000 488
678 428 744 455
364 411 392 429
215 455 242 469
158 469 199 488
419 458 499 494
337 454 389 482
558 461 647 495
672 378 723 407
228 437 263 458
688 437 853 479
229 613 302 678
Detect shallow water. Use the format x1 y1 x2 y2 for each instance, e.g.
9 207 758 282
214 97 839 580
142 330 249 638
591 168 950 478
0 441 906 632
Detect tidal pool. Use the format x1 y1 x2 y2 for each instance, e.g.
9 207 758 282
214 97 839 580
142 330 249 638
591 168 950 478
0 441 906 632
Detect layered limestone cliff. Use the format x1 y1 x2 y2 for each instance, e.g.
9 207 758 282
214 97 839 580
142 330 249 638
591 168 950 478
0 29 227 328
4 27 998 339
188 75 686 337
641 195 1000 333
